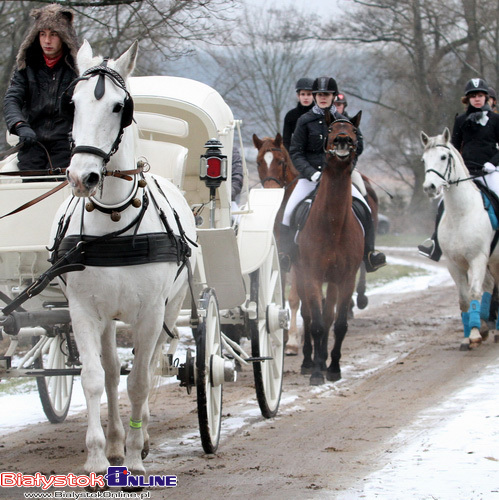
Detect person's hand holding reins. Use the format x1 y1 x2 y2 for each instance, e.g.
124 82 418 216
15 123 37 149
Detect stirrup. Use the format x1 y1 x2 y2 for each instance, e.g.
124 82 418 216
364 251 386 273
418 238 435 259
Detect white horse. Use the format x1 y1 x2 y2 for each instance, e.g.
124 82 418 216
50 40 197 476
421 127 499 349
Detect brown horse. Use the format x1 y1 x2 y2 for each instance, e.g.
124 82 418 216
252 133 301 355
294 112 364 385
252 132 375 356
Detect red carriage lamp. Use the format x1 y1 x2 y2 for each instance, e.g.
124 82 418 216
199 138 227 188
200 138 228 228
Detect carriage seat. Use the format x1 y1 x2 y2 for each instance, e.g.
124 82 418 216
134 111 189 189
136 140 187 189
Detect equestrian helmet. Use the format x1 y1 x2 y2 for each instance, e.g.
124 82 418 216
295 77 314 92
335 93 347 106
464 78 489 96
488 87 497 100
312 76 338 94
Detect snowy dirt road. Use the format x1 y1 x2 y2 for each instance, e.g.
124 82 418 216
1 250 499 499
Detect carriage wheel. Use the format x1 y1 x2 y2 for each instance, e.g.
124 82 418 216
196 288 223 454
249 237 285 418
33 333 74 424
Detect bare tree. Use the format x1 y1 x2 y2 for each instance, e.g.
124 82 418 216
203 7 330 137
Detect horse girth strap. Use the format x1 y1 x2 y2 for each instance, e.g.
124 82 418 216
53 232 191 267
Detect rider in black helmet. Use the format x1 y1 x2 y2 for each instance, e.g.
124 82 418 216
279 76 386 273
419 77 499 260
335 92 348 117
282 77 315 151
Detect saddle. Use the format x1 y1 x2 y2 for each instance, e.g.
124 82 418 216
290 186 370 238
474 181 499 231
473 181 499 254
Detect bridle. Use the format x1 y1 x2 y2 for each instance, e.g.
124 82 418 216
258 146 297 188
325 119 358 171
69 62 133 166
423 144 478 186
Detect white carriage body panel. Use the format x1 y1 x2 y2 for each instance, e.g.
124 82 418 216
196 228 246 310
237 189 285 275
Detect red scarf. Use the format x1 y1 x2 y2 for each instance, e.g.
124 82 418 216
43 53 63 69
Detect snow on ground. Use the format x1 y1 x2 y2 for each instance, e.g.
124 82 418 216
3 248 499 499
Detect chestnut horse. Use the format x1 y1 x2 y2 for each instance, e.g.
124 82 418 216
252 133 301 354
294 112 364 385
252 132 375 356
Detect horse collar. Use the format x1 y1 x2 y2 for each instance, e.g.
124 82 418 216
86 173 145 221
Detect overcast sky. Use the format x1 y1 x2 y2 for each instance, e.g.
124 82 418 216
243 0 340 15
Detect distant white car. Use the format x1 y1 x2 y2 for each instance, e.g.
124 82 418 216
377 213 390 235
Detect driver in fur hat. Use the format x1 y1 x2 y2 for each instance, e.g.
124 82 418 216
3 3 79 175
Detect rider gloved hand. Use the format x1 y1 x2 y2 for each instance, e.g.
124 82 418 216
483 162 497 174
15 123 37 149
311 171 321 182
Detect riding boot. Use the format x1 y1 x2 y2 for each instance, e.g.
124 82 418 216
418 201 444 261
278 224 297 273
363 216 386 273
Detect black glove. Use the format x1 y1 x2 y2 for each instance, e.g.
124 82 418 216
15 123 37 148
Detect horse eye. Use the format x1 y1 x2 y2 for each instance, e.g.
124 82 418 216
440 154 447 160
113 103 124 113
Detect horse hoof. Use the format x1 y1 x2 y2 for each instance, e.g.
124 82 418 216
357 295 368 309
141 444 149 460
495 334 499 344
469 339 482 349
326 370 341 382
301 364 314 375
108 456 124 466
481 331 489 341
459 342 470 351
309 373 325 385
285 345 299 356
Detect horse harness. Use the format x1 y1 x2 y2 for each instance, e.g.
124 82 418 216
324 118 359 173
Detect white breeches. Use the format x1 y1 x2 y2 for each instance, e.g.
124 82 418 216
478 171 499 197
282 173 370 227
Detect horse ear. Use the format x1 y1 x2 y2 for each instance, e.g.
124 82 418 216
443 127 451 144
253 134 263 150
275 133 282 147
77 39 94 75
350 111 362 128
114 40 139 79
421 131 429 146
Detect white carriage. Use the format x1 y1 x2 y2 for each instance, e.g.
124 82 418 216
0 76 287 453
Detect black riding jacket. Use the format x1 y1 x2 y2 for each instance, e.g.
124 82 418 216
289 107 364 180
451 104 499 174
282 102 314 151
4 52 76 143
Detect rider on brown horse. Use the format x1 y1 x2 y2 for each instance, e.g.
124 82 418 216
279 76 386 273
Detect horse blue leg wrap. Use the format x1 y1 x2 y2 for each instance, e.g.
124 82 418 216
468 300 481 331
480 291 492 321
461 312 471 338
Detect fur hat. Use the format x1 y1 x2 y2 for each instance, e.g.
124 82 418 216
16 3 78 70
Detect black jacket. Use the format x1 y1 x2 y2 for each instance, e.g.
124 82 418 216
4 53 76 143
282 102 314 151
451 104 499 174
289 107 364 180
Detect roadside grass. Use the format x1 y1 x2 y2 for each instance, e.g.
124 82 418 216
377 232 426 247
365 262 426 289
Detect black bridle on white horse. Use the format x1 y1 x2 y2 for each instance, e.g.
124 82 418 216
424 144 480 186
64 61 134 166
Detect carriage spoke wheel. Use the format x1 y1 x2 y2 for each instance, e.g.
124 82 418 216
196 288 223 453
250 237 285 418
33 333 74 423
